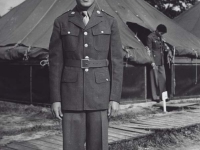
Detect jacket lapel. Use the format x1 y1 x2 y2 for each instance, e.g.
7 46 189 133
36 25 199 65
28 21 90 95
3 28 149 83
68 10 85 29
85 8 103 30
68 7 103 30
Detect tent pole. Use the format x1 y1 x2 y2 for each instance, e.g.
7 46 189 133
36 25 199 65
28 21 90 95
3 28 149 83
30 66 33 104
171 64 175 97
144 66 147 102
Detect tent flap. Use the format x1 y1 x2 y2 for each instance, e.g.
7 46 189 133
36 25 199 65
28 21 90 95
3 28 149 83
124 47 152 65
0 46 48 61
175 46 199 58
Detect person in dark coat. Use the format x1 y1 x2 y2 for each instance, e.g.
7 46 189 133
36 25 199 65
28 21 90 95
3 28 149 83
49 0 123 149
147 24 170 103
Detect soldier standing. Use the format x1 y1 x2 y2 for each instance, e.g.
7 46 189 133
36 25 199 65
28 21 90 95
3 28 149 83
147 24 170 103
49 0 123 149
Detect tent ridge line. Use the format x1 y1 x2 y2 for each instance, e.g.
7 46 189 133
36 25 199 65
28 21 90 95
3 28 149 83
0 0 41 45
31 24 52 49
126 0 153 32
105 0 144 48
191 8 200 34
0 7 18 34
17 0 58 47
175 2 200 21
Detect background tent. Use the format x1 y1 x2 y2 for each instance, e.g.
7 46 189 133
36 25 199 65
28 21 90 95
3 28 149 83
1 0 200 104
0 0 151 64
104 0 200 58
0 0 152 104
174 2 200 39
1 0 200 61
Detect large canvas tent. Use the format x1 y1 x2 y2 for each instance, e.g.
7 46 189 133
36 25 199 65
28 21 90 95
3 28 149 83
108 0 200 58
1 0 200 104
0 0 150 64
174 2 200 39
1 0 200 61
173 2 200 98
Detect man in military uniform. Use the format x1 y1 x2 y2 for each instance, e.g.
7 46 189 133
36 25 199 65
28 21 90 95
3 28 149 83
49 0 123 149
147 24 170 103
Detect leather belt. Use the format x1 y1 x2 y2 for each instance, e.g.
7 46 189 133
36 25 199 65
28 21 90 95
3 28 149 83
65 59 109 69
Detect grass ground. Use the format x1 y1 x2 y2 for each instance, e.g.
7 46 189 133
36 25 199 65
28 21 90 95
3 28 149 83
1 100 200 150
0 101 62 146
109 124 200 150
0 100 161 147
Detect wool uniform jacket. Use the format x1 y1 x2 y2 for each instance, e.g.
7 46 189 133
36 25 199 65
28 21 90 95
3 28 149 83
147 32 166 66
49 7 123 111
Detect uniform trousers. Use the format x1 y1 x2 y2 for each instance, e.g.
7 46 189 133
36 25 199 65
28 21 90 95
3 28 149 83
62 110 108 150
150 65 166 100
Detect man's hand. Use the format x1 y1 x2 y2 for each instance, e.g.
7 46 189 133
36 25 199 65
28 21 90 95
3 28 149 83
167 50 173 64
145 47 151 56
51 102 63 120
151 62 157 70
108 101 119 117
164 43 170 51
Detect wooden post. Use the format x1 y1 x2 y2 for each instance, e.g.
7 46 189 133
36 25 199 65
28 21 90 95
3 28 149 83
171 64 175 98
30 66 33 104
144 66 147 102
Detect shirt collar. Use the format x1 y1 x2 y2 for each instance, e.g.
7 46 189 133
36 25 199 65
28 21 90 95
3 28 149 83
76 3 96 18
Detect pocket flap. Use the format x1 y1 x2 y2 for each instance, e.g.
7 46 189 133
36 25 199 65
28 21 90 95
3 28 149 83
92 27 111 35
62 68 78 83
95 71 110 83
61 28 79 36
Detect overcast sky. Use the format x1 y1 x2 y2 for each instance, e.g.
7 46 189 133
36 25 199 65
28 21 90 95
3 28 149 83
0 0 25 16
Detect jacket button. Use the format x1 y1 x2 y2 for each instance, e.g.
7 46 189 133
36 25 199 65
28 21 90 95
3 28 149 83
85 56 89 59
68 31 70 34
85 68 89 72
97 10 101 14
84 44 88 47
101 31 104 34
84 32 88 35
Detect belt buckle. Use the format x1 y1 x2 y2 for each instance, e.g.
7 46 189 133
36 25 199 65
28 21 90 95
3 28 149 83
81 58 90 69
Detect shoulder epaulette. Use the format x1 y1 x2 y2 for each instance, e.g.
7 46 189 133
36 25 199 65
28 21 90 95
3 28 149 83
149 32 155 37
101 9 114 18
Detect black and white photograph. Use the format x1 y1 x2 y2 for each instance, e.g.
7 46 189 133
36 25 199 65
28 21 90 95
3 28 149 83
1 0 200 150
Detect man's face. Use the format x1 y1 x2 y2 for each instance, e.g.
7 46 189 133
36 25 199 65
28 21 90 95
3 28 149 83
157 31 165 36
76 0 95 9
158 31 165 36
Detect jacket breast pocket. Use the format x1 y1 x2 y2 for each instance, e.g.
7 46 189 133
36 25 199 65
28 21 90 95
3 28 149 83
61 67 78 83
92 27 111 51
95 70 110 84
61 27 79 51
153 40 161 50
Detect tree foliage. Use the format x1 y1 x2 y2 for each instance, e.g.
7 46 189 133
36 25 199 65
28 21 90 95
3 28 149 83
145 0 198 18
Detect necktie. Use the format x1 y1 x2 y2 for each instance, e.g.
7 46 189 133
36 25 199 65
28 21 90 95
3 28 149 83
82 11 89 26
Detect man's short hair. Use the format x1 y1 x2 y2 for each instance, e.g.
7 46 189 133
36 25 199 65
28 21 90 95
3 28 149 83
156 24 167 33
